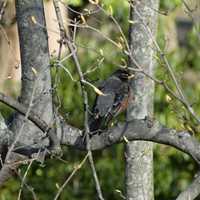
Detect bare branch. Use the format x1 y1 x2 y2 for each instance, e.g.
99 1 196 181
17 158 36 200
59 119 200 165
0 92 50 133
131 3 200 123
1 91 200 166
176 171 200 200
53 1 104 199
54 153 89 200
0 152 26 186
0 92 60 153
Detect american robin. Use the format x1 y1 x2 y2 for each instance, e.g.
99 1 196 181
89 69 133 135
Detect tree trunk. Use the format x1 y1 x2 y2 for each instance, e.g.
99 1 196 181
11 0 53 146
0 0 57 185
125 0 159 199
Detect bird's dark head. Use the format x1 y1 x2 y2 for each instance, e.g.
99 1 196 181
113 69 134 81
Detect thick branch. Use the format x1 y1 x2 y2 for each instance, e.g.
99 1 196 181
0 93 60 155
61 119 200 164
0 93 48 133
1 92 200 164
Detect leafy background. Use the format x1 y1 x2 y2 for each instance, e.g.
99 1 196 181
1 0 200 199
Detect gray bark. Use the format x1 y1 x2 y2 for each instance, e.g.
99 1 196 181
1 95 200 166
176 172 200 200
0 113 11 156
125 0 159 199
0 113 9 145
11 0 52 147
0 0 53 185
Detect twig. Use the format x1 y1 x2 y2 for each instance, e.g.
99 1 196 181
54 153 89 200
83 57 104 75
67 22 120 48
17 158 36 200
181 0 200 42
0 1 7 21
92 3 200 123
97 4 192 106
56 62 76 82
66 3 101 17
125 66 186 104
99 1 200 125
96 4 129 54
53 1 104 199
4 71 41 165
132 4 200 123
176 171 200 200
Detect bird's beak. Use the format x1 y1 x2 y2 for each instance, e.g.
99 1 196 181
128 74 135 79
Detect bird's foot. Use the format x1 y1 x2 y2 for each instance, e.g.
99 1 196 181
144 115 155 128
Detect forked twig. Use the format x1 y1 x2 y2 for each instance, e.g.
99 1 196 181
54 153 89 200
53 1 104 199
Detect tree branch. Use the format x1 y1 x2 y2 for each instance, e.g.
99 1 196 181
176 171 200 200
1 91 200 165
53 1 104 199
0 93 48 133
0 0 62 186
60 119 200 164
0 92 61 156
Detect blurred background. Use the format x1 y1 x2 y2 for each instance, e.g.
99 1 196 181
0 0 200 199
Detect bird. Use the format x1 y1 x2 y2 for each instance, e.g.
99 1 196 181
89 69 133 135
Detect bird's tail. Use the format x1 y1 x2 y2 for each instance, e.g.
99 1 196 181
89 117 102 135
89 113 113 136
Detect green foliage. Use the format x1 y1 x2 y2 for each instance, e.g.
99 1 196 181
153 3 200 198
67 0 82 6
154 144 196 199
160 0 182 10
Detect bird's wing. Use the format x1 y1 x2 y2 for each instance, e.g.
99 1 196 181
93 77 122 117
98 82 130 127
93 92 115 117
109 82 130 117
